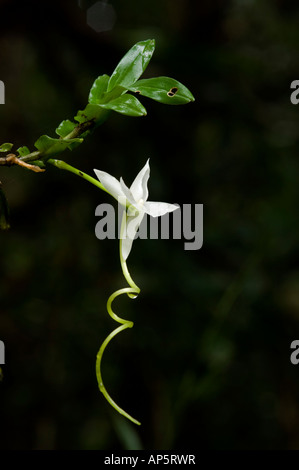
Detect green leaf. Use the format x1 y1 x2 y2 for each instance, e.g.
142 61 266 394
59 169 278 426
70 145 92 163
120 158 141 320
34 135 83 157
107 39 155 92
99 94 147 117
128 77 195 105
17 146 30 157
88 74 110 104
0 143 13 152
55 120 77 138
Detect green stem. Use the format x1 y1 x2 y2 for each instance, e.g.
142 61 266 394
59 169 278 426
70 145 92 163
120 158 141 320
47 158 108 193
63 120 96 140
48 158 132 209
96 212 141 425
96 287 140 426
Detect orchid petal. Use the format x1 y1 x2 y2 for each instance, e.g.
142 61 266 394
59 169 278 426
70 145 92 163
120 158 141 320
121 210 145 260
143 201 179 217
120 177 136 207
130 159 150 203
121 236 134 262
94 169 125 202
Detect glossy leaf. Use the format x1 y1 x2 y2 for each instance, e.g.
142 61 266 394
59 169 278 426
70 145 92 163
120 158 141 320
128 77 195 105
17 146 30 157
100 85 127 104
107 39 155 92
34 135 83 157
56 120 77 138
88 74 110 104
99 94 147 117
0 143 13 152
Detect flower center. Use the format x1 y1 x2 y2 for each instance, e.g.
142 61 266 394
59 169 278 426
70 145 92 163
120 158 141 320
127 199 144 217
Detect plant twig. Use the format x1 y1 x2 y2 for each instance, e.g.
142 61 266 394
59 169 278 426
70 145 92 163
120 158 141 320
3 154 45 172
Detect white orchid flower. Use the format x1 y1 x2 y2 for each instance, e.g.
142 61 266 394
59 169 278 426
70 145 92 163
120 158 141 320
94 159 178 260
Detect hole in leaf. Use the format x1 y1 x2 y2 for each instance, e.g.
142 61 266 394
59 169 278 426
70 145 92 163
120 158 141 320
167 87 178 97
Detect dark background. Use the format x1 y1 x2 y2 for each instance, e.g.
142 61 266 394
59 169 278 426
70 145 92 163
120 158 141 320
1 0 299 450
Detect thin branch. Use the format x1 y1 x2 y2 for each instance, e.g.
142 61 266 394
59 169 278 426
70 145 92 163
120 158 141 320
1 154 45 172
0 119 96 168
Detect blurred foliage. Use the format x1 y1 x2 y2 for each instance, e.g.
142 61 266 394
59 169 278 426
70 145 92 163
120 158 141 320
1 0 299 450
